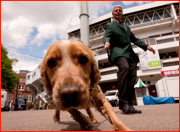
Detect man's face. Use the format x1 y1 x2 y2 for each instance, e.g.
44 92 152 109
112 7 122 21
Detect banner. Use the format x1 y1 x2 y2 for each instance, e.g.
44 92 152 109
161 69 179 76
138 45 161 70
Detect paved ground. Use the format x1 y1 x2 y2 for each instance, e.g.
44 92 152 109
1 103 179 131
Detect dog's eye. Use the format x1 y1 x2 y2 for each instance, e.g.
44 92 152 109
79 55 88 64
47 59 56 67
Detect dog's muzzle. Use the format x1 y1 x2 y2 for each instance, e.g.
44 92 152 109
59 85 81 107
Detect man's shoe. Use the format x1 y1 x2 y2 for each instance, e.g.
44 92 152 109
121 104 130 114
129 106 142 114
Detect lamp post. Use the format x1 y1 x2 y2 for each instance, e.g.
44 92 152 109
14 72 19 110
79 1 89 47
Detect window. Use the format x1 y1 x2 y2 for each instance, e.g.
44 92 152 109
27 87 30 91
18 85 24 91
39 84 44 93
27 75 31 80
175 6 179 16
17 94 23 99
161 32 172 36
147 81 151 84
27 95 32 102
23 78 25 82
19 78 22 82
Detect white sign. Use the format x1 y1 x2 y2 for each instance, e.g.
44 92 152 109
138 45 161 70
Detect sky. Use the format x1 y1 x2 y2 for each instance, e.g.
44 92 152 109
1 1 153 73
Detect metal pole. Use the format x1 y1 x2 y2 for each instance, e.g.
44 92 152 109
15 73 19 110
79 1 89 47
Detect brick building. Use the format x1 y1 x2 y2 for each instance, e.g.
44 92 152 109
7 70 33 110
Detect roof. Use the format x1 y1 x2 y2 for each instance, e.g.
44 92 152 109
134 78 149 88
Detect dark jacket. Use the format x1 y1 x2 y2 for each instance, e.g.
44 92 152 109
103 21 148 63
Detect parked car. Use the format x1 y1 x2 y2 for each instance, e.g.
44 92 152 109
104 90 119 106
1 90 10 111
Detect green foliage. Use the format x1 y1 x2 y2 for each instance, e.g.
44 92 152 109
36 103 39 109
29 105 34 109
1 44 19 91
36 103 39 107
133 101 137 105
45 102 48 106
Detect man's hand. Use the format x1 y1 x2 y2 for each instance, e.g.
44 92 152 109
147 46 155 54
104 42 110 51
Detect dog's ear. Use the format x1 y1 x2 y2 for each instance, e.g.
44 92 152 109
40 61 53 97
90 51 101 88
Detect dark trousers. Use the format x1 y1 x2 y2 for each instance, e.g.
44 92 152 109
114 51 138 109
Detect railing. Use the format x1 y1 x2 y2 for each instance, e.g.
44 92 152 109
162 61 179 67
95 34 179 57
101 69 117 76
156 38 174 44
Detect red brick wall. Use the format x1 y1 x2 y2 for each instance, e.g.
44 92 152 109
35 96 47 110
7 73 33 110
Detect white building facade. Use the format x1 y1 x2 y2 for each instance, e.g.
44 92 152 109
26 1 179 104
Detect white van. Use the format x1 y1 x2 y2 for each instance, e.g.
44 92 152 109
104 90 119 106
1 90 10 111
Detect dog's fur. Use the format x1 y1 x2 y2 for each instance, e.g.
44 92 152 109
40 40 131 131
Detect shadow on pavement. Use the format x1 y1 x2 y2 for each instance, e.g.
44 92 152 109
59 120 104 131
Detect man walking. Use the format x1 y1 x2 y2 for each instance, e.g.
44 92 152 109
103 5 155 114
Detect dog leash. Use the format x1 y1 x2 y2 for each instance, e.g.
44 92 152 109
94 47 111 63
94 47 105 54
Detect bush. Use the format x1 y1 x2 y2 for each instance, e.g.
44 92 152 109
29 105 34 109
45 102 48 109
36 103 39 109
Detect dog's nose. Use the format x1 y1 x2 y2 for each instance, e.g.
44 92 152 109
59 86 81 107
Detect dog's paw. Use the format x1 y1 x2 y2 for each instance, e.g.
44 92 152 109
92 118 99 124
53 115 60 122
113 122 132 131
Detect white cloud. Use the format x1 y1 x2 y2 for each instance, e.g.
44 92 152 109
122 1 151 7
1 1 113 49
135 1 144 5
89 1 113 19
1 1 80 48
122 1 135 6
7 50 41 73
43 49 47 56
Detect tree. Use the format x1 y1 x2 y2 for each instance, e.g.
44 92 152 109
1 44 19 91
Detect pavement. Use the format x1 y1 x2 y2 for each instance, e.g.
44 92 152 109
1 103 179 131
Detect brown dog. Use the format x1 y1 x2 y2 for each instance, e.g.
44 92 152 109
40 40 131 131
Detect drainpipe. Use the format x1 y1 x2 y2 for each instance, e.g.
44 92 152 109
79 1 90 47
